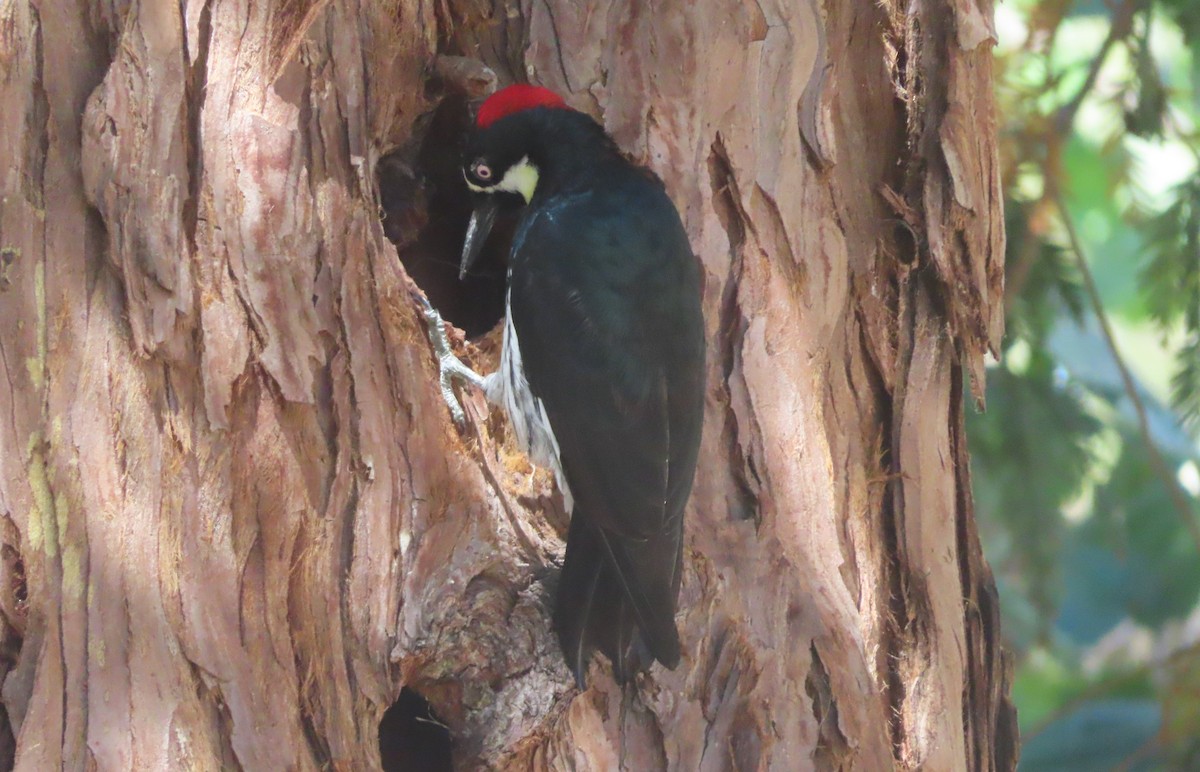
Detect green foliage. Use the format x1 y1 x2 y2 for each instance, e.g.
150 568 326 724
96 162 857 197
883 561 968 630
1021 699 1163 771
1140 177 1200 428
1158 0 1200 61
1006 201 1086 339
970 356 1102 629
1175 336 1200 429
1124 18 1169 139
1011 651 1144 731
979 0 1200 765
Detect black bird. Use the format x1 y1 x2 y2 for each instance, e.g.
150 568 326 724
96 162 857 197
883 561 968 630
425 84 705 686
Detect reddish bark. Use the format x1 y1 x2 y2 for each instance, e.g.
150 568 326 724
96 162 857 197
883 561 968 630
0 0 1015 768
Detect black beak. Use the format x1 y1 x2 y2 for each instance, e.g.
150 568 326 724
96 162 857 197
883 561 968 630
460 196 501 280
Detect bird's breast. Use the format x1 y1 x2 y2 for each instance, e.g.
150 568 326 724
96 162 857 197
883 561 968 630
484 291 573 510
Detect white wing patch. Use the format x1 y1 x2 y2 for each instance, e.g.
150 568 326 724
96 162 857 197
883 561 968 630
482 291 572 510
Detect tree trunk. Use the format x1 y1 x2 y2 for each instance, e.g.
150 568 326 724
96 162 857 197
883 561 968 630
0 0 1017 769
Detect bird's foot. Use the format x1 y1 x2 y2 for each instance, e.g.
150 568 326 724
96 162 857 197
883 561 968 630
420 296 485 425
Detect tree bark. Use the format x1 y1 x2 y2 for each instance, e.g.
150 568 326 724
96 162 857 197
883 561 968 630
0 0 1017 769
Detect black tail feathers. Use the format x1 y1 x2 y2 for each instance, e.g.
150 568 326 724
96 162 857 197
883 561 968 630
552 514 682 687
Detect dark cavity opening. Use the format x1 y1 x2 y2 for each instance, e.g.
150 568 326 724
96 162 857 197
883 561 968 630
378 687 452 772
378 92 513 339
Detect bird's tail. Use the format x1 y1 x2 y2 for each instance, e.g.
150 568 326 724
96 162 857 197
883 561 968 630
553 513 683 687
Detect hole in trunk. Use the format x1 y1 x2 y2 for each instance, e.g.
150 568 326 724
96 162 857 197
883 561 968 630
379 93 513 339
378 687 452 772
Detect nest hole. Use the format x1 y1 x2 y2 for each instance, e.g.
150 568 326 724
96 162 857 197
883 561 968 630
378 687 452 772
379 92 513 339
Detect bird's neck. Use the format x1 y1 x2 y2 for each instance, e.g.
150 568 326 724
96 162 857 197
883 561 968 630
521 112 626 202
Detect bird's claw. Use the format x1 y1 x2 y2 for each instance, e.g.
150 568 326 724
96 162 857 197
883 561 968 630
420 296 484 425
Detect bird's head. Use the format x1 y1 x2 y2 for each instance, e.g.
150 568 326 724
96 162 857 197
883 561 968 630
458 84 572 279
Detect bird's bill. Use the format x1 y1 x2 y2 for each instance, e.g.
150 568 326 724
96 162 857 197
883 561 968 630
460 196 501 280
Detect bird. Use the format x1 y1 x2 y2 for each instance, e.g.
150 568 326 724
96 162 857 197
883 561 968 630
422 83 705 687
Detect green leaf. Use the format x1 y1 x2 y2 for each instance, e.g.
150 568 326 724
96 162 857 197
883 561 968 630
1123 21 1168 138
1170 332 1200 430
1139 177 1200 326
1139 176 1200 428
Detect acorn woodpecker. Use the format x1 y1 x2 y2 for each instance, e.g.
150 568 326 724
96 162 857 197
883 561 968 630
423 84 705 686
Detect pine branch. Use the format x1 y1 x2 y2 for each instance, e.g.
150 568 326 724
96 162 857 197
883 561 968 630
1052 189 1200 556
1053 0 1146 136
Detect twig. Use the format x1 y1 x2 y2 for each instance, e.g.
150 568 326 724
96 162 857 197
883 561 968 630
1052 189 1200 556
1008 0 1146 306
1053 0 1145 136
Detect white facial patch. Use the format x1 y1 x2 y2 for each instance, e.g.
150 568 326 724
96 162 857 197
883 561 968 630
464 156 539 204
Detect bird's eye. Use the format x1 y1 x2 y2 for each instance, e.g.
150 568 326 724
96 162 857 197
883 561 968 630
473 162 493 181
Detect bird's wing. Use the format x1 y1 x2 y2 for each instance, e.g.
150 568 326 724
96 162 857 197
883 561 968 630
511 186 704 673
516 283 671 539
509 195 698 541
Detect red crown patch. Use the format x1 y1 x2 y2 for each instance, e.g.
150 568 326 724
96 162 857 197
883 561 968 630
476 84 570 128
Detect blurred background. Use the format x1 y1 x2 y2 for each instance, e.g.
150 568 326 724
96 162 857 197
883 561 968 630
976 0 1199 767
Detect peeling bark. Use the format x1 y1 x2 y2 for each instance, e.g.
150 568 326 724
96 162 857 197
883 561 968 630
0 0 1016 769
